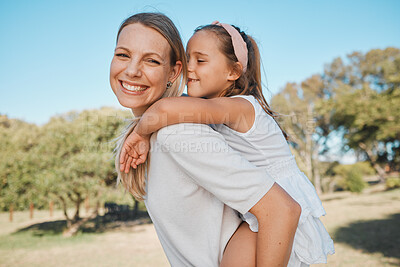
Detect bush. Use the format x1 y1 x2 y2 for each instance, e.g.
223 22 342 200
344 169 367 193
335 163 368 193
386 177 400 190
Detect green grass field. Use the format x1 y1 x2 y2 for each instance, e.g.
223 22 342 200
1 185 399 267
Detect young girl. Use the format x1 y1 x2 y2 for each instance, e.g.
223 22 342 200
119 21 334 266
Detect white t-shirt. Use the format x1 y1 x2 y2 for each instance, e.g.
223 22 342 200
144 123 275 267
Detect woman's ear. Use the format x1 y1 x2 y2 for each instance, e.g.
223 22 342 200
227 62 243 82
169 61 183 83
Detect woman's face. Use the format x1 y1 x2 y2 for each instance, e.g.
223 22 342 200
110 23 181 116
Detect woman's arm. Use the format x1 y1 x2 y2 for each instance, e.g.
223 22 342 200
134 96 255 136
249 184 301 266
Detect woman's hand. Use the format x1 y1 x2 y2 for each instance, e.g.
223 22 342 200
119 131 150 173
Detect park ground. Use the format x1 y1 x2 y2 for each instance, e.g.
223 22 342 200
0 185 399 267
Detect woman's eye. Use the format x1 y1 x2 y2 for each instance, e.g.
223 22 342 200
116 53 129 58
147 59 160 65
197 59 206 63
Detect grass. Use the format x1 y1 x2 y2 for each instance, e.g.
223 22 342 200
0 185 399 266
315 185 400 267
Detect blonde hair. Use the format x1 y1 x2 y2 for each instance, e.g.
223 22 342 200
114 13 188 201
195 25 288 140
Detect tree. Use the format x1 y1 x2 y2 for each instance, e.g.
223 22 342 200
271 75 331 194
0 115 44 211
320 47 400 180
34 107 130 236
1 108 132 236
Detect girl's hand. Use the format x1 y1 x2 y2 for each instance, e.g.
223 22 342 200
119 131 150 173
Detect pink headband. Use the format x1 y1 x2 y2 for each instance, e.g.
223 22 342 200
212 21 248 73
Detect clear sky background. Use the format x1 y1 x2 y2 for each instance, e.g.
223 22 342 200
1 0 399 125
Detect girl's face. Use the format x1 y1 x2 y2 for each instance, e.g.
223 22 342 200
186 30 234 99
110 23 182 116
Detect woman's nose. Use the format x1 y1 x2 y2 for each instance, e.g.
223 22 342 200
125 60 142 77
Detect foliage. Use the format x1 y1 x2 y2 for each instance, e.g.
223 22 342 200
333 161 376 177
0 115 44 210
0 108 132 234
385 177 400 190
319 47 400 179
271 47 399 192
333 163 370 193
271 75 330 193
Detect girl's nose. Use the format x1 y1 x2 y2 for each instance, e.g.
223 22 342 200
125 60 142 77
187 59 194 72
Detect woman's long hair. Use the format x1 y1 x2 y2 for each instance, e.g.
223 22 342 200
114 13 187 201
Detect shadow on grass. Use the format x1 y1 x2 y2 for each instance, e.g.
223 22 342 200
321 195 348 202
13 210 151 237
334 213 400 259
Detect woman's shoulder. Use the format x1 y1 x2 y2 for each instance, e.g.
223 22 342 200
154 123 223 144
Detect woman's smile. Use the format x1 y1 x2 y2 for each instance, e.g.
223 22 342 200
120 80 149 95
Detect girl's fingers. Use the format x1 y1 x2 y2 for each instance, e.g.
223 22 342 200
120 151 129 172
120 147 127 164
133 149 139 159
125 156 133 174
137 154 147 165
131 160 137 169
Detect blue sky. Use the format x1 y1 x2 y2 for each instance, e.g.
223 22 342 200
1 0 399 125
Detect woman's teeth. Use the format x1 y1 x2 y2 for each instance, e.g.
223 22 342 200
122 82 148 92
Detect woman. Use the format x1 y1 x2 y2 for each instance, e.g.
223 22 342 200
110 12 300 266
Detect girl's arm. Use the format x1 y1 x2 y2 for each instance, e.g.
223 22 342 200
120 96 254 173
249 183 301 266
134 96 255 136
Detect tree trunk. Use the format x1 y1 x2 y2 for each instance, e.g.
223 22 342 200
63 209 98 237
59 196 72 228
313 167 322 194
372 162 386 182
359 142 386 182
63 197 99 238
49 201 54 217
73 197 82 223
29 203 34 219
304 105 314 183
312 144 322 194
9 204 13 222
84 196 90 214
133 197 139 217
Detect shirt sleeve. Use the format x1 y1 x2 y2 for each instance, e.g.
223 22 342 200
156 123 275 214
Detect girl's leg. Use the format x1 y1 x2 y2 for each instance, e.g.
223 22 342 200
221 222 257 267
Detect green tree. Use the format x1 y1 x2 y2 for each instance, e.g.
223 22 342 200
1 108 132 236
271 75 330 193
320 48 400 180
34 107 130 236
0 115 44 211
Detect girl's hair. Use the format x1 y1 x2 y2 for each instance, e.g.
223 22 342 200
195 25 288 140
114 13 188 201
